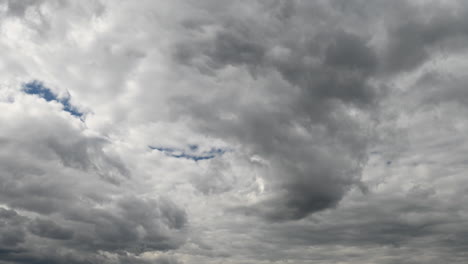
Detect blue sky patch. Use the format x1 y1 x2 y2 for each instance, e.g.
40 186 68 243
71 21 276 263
23 81 84 118
149 144 227 161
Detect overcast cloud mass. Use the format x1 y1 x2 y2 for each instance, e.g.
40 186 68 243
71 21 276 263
1 0 468 263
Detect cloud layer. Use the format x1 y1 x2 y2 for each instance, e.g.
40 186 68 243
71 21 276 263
1 0 468 263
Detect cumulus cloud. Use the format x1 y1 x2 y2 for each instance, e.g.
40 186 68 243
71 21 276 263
1 0 468 263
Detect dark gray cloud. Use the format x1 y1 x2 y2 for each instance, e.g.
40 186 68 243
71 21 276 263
171 1 380 221
0 209 27 250
28 218 74 240
167 0 468 226
1 0 42 17
75 196 187 253
382 4 468 74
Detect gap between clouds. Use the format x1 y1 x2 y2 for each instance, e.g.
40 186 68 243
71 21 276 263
149 145 228 161
22 80 84 118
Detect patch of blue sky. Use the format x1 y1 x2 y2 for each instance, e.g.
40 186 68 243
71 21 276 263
188 144 199 151
149 144 228 161
23 81 56 101
22 81 84 118
206 147 226 155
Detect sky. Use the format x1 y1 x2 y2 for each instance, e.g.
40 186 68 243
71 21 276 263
1 0 468 263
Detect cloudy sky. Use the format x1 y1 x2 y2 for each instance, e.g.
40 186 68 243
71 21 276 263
1 0 468 263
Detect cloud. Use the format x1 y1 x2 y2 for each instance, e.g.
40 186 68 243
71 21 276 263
2 0 468 263
0 87 187 262
169 1 380 221
28 218 74 240
382 3 468 74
